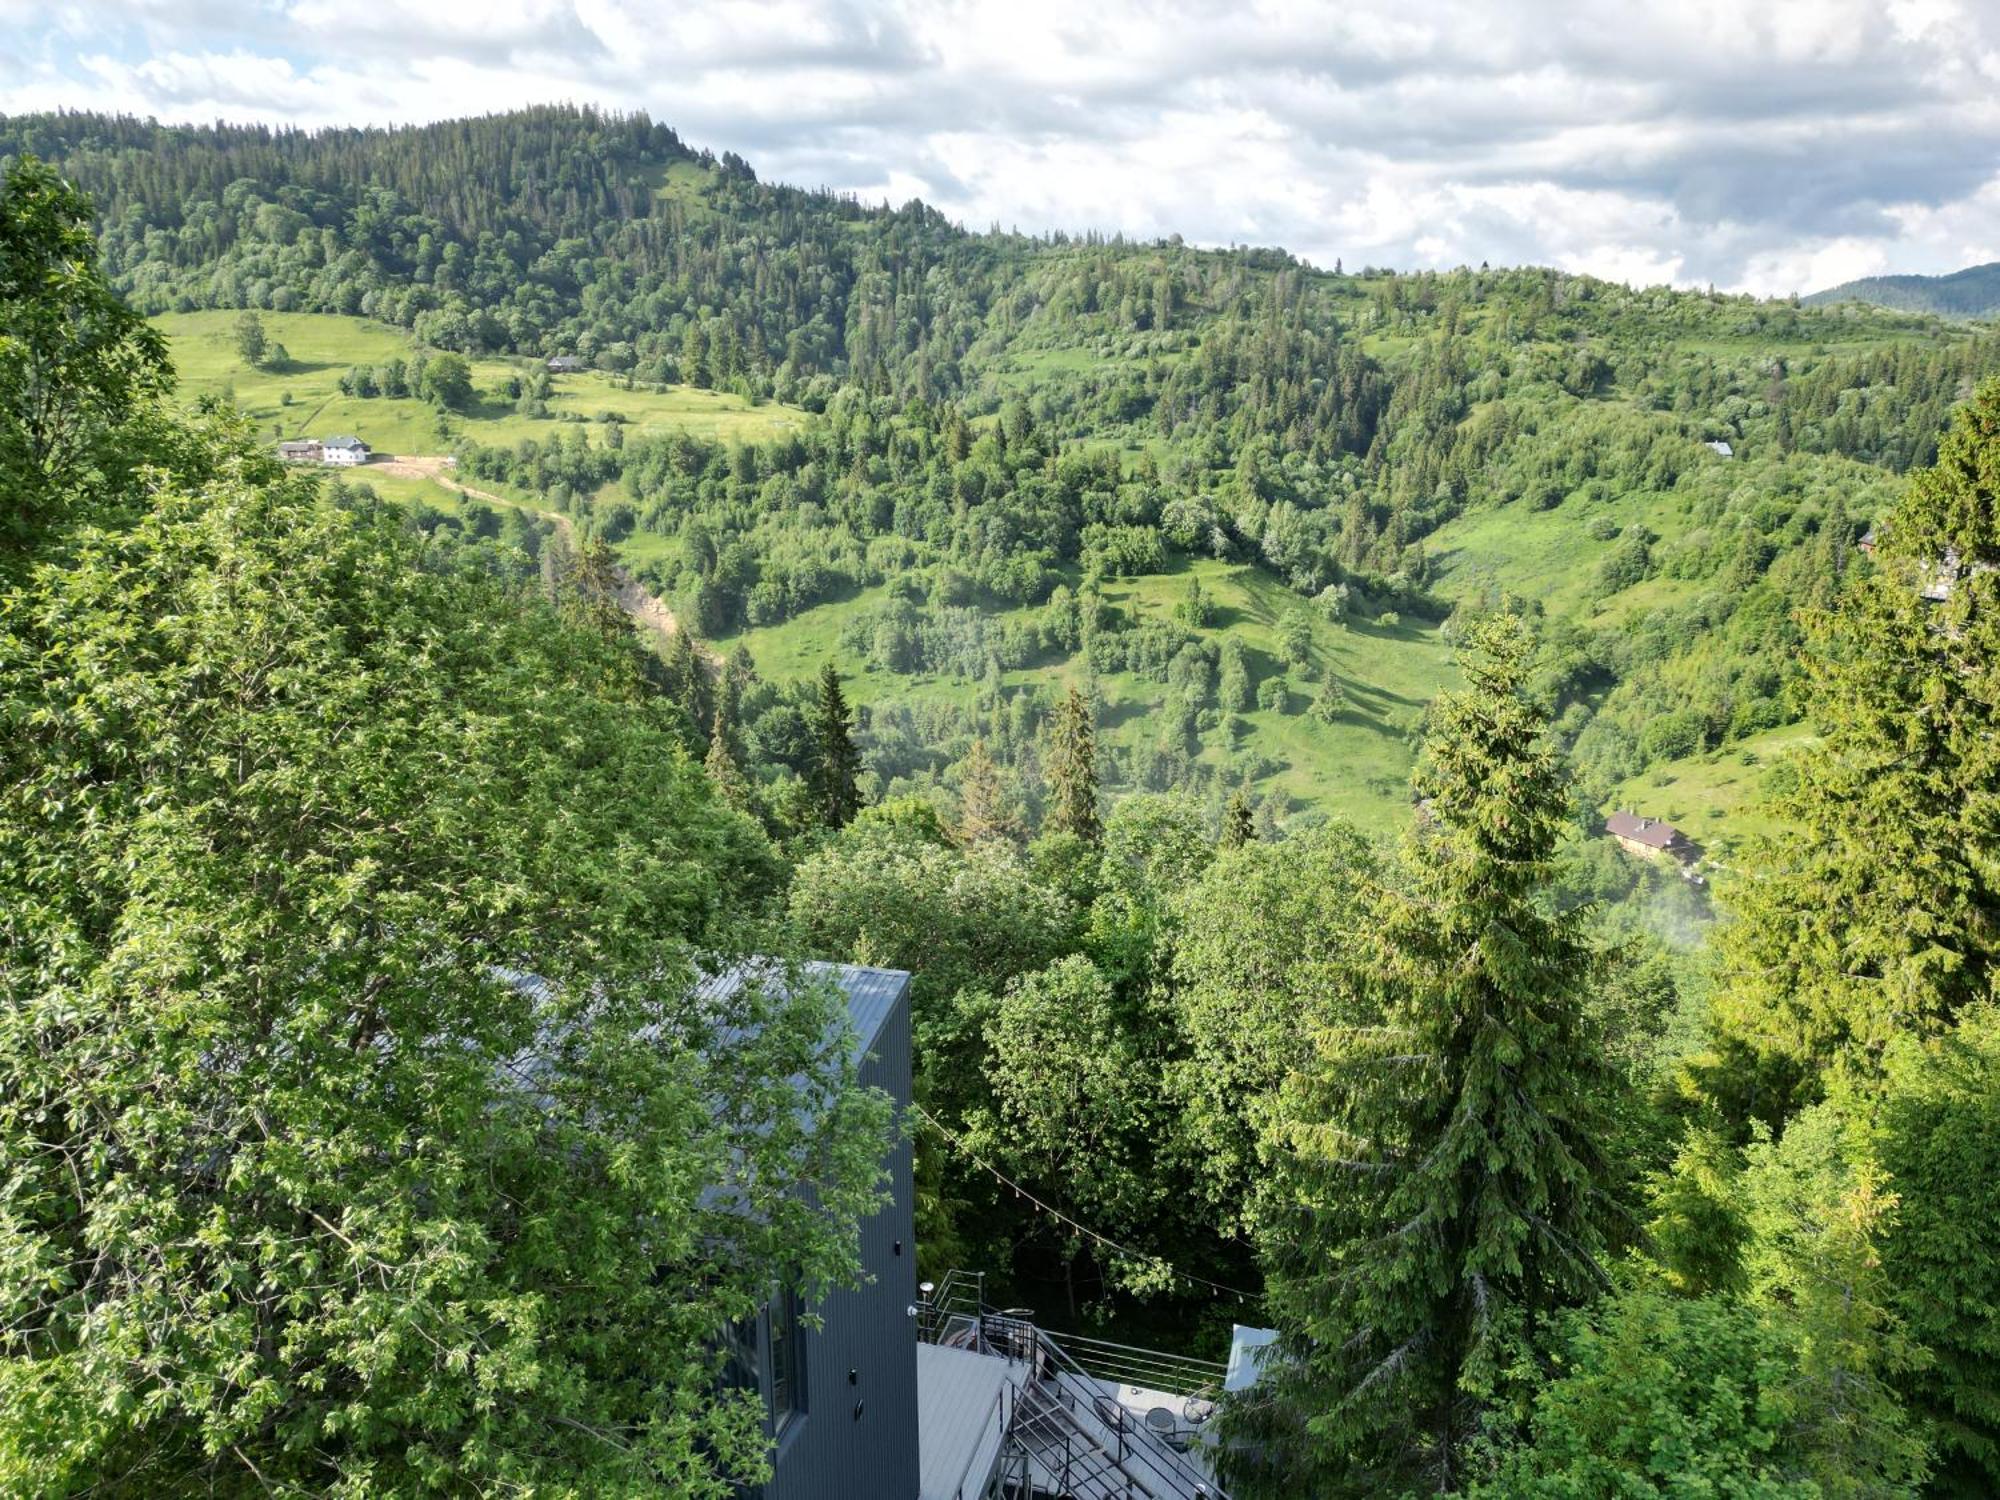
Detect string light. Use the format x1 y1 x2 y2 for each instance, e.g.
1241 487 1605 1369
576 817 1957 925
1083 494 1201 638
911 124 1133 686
912 1101 1265 1306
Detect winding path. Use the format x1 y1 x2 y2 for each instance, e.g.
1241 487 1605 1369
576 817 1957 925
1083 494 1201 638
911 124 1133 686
375 455 708 660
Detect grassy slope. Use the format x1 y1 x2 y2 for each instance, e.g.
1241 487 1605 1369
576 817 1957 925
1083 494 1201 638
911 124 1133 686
154 310 1842 839
1424 456 1815 850
1607 723 1812 863
714 557 1455 839
154 311 806 452
156 310 1453 834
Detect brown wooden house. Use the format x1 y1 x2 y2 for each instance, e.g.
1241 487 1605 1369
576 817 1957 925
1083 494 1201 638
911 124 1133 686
1604 810 1692 862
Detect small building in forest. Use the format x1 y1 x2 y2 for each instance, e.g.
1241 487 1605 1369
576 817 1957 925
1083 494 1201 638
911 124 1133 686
546 354 585 373
1604 810 1692 862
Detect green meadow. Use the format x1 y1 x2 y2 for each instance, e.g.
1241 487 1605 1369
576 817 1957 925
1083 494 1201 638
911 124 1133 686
714 556 1457 838
1607 722 1813 863
152 311 807 455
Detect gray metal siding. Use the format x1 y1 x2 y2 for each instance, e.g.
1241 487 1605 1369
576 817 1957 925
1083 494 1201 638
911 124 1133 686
766 972 919 1500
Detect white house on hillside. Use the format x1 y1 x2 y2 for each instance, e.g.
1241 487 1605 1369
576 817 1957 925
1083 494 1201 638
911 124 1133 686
322 436 370 467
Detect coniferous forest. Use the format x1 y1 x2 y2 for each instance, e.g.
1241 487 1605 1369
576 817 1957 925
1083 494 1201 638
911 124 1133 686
4 108 2000 1497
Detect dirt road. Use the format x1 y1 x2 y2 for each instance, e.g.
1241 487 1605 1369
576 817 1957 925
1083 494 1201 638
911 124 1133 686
375 455 705 659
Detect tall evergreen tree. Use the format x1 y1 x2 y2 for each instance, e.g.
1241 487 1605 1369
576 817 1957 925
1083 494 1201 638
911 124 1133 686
811 661 861 830
1711 379 2000 1109
956 738 1018 846
659 628 713 742
1244 615 1620 1497
1044 684 1101 845
704 663 753 814
1221 789 1255 848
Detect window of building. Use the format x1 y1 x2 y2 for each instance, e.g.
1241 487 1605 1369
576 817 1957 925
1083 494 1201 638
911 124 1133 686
768 1289 805 1434
720 1313 760 1398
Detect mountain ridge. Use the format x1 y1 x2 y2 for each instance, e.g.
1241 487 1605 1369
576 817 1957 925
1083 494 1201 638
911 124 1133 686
11 104 2000 858
1806 261 2000 319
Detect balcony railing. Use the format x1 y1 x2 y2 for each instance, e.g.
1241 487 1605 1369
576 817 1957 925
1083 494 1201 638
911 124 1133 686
918 1269 1230 1500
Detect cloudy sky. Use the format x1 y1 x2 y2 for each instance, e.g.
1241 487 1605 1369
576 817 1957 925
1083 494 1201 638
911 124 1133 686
6 0 1999 295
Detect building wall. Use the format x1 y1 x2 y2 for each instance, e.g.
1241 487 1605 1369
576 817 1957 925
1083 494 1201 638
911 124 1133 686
765 980 920 1500
1613 834 1663 859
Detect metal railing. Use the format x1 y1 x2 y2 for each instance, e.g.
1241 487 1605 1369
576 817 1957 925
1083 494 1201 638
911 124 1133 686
993 1312 1226 1500
1053 1329 1228 1398
917 1271 1229 1500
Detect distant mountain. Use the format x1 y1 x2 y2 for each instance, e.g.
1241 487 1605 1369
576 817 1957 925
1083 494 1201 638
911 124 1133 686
1806 262 2000 319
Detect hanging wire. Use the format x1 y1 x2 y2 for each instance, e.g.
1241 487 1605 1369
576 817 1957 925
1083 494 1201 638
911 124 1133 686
912 1101 1265 1305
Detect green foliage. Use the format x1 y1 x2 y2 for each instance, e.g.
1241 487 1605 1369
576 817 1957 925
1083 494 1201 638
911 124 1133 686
419 349 474 410
969 956 1159 1290
1167 826 1378 1230
232 308 267 364
954 737 1020 846
1044 684 1103 845
810 662 861 830
1712 381 2000 1104
1477 1287 1818 1499
0 154 169 560
786 815 1072 1119
1737 1105 1931 1497
1220 789 1254 848
1871 1010 2000 1494
1277 605 1314 667
0 475 887 1496
1245 617 1621 1496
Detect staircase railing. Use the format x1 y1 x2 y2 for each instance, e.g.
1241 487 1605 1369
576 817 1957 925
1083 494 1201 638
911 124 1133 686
917 1270 1231 1500
980 1311 1227 1500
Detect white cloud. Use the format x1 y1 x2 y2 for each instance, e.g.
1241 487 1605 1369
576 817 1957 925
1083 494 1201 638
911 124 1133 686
5 0 1999 295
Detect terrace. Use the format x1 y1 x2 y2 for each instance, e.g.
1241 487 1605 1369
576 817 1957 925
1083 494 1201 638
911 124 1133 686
915 1270 1230 1500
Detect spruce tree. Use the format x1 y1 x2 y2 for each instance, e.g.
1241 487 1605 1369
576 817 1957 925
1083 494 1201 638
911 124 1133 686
811 661 861 830
704 665 753 814
1249 615 1619 1496
956 738 1018 846
1222 789 1255 848
1712 379 2000 1105
658 628 713 743
1044 684 1101 845
1311 666 1346 725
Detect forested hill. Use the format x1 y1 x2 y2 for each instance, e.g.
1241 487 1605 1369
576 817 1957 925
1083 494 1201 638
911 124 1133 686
12 104 2000 854
1807 261 2000 319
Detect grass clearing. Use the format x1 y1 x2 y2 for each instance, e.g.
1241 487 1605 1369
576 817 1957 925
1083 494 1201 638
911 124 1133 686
1606 722 1814 860
154 311 806 456
714 556 1457 836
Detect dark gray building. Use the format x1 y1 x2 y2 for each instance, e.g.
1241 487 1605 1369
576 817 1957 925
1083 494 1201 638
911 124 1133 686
710 963 1230 1500
740 963 920 1500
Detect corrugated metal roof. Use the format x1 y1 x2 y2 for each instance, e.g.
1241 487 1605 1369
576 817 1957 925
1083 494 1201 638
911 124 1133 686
692 960 909 1060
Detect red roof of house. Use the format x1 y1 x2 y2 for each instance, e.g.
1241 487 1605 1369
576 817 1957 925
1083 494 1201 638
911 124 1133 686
1605 810 1682 849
